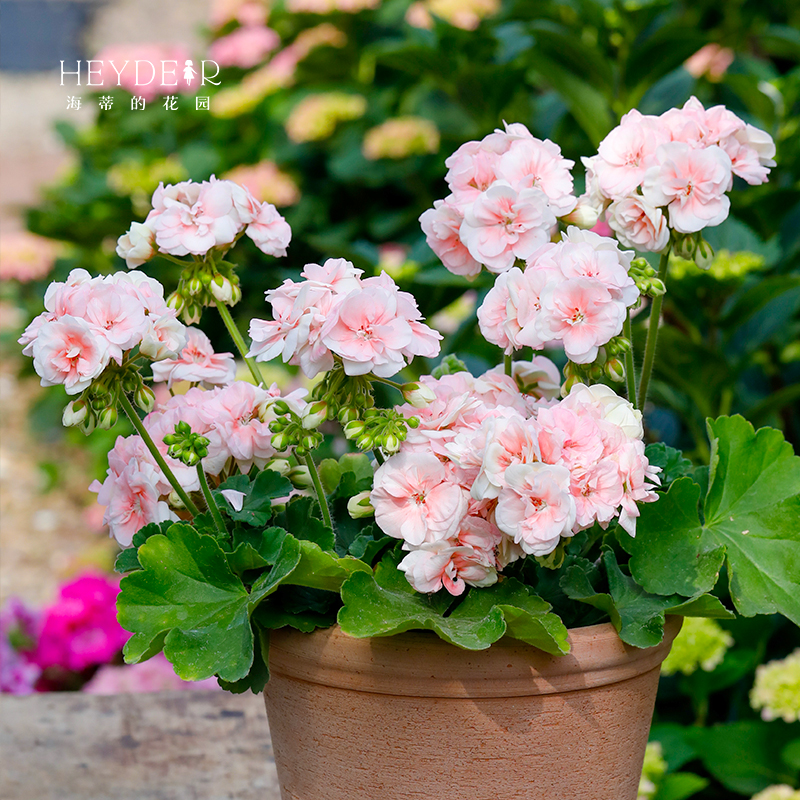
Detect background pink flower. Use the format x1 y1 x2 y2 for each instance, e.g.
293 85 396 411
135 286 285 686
209 25 280 69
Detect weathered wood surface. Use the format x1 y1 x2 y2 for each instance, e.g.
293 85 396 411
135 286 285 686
0 690 282 800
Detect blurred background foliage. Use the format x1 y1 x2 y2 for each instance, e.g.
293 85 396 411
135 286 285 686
3 2 798 794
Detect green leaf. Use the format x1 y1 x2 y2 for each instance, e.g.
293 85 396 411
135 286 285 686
122 630 167 664
339 554 568 653
225 526 290 575
114 547 143 574
114 520 174 574
561 549 732 649
216 470 292 527
118 523 255 682
645 443 693 486
285 540 371 593
686 722 799 795
654 773 709 800
348 525 394 565
249 534 302 608
628 417 800 625
217 625 271 694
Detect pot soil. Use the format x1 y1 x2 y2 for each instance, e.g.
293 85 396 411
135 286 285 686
264 617 682 800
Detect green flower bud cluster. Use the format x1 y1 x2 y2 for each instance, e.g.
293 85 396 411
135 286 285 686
309 365 374 426
661 617 734 677
628 258 666 298
163 421 210 467
562 339 630 392
343 407 417 454
750 648 800 724
672 232 714 270
166 259 242 324
269 400 324 457
431 354 469 379
62 363 154 434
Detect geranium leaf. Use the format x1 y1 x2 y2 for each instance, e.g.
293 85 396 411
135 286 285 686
285 540 372 593
339 554 567 652
628 417 800 625
645 442 693 486
562 548 732 649
216 470 292 527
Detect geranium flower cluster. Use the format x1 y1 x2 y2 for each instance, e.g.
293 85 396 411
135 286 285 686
478 226 638 363
18 269 186 395
370 367 659 596
91 381 307 545
116 177 292 266
581 96 776 250
248 258 442 378
419 122 578 277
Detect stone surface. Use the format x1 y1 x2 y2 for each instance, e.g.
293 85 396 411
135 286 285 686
0 689 281 799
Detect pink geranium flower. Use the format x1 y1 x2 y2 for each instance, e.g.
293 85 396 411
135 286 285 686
398 539 497 596
245 202 292 257
419 198 482 278
371 452 468 546
607 195 670 253
151 326 235 388
460 183 556 273
642 142 732 234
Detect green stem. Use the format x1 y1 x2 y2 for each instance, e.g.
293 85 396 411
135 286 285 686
214 298 265 387
118 393 201 517
372 448 385 466
637 248 670 410
504 353 513 377
158 252 191 267
370 376 404 392
196 464 227 535
304 452 333 530
623 310 637 409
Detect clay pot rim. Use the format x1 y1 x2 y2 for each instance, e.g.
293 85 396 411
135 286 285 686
267 616 682 698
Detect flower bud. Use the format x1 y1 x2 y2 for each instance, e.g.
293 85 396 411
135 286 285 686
168 490 185 509
97 406 118 430
301 434 319 452
62 400 88 427
271 432 291 451
287 466 314 489
210 275 233 304
80 413 96 436
166 291 184 312
406 417 420 429
272 400 291 415
605 358 626 383
230 284 242 305
648 278 666 296
183 451 201 467
135 384 156 414
356 434 374 451
561 198 599 230
302 400 328 430
401 382 436 408
266 458 292 476
269 417 288 433
383 434 401 453
337 406 359 425
695 238 715 270
347 491 375 519
344 420 365 440
187 276 204 296
561 375 581 396
182 303 202 325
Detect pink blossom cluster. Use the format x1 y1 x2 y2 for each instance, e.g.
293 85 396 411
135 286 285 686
91 381 307 545
19 269 187 395
116 177 292 265
151 326 236 388
248 258 442 378
209 24 280 69
33 573 130 674
581 96 775 250
477 226 638 363
0 230 58 283
370 371 659 596
420 122 578 276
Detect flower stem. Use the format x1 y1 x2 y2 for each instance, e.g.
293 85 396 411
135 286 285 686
372 448 385 466
504 353 513 377
637 248 670 410
214 298 265 387
196 464 227 536
118 392 200 517
623 310 637 409
304 452 333 530
370 376 403 392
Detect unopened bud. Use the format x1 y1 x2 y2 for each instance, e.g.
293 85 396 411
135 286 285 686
168 490 185 509
347 491 375 519
344 420 365 440
266 458 292 476
401 382 436 408
337 406 359 425
98 406 118 430
80 413 97 436
182 303 202 325
269 417 288 433
605 358 626 383
230 284 242 305
561 375 581 396
166 291 184 312
406 417 420 429
356 434 374 451
287 466 314 489
187 276 204 296
648 278 666 296
383 434 401 453
62 400 88 427
301 434 319 452
561 198 599 230
302 400 328 430
210 275 233 304
135 384 156 413
271 432 291 451
272 400 290 415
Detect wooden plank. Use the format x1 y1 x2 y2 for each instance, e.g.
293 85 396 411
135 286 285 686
0 691 281 800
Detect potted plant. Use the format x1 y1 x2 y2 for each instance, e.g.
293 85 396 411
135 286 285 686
20 98 798 800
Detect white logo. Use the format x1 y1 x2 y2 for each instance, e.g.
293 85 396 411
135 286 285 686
59 59 221 88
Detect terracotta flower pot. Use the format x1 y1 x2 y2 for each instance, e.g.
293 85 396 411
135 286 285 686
264 617 682 800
